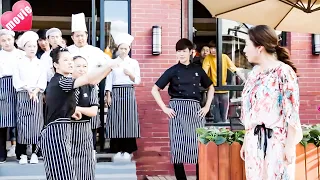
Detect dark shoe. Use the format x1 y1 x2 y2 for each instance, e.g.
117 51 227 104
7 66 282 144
0 158 6 164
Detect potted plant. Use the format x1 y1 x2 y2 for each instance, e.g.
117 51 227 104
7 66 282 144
197 127 245 180
197 125 320 180
296 125 320 180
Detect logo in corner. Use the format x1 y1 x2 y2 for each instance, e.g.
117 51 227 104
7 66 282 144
1 0 33 31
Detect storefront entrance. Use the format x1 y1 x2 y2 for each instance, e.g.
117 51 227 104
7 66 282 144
3 0 132 154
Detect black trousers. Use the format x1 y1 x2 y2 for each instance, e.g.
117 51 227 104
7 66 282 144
0 128 7 161
110 138 138 154
16 144 37 158
92 129 97 151
174 163 199 180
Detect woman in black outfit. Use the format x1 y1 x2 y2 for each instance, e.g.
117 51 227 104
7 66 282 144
151 39 214 180
38 46 118 180
71 55 99 180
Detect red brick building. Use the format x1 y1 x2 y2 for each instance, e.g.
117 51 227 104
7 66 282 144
131 0 191 176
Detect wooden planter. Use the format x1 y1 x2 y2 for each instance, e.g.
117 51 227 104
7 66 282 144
199 142 320 180
295 143 320 180
198 142 245 180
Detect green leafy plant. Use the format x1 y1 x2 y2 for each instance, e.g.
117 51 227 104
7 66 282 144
232 130 245 145
300 125 311 147
197 124 320 147
301 124 320 147
197 127 245 145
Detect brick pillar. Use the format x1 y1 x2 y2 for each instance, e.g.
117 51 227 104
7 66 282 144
131 0 193 177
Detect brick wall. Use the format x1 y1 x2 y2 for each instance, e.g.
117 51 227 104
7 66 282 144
131 0 193 177
288 33 320 124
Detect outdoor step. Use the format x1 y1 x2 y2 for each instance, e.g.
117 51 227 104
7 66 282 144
0 158 137 180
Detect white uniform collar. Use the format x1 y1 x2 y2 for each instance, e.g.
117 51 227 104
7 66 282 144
22 55 39 62
117 55 130 61
2 48 17 54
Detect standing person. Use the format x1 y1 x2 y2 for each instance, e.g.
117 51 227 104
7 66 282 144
151 38 214 180
0 29 25 163
68 12 111 154
192 45 209 67
71 56 99 180
105 32 141 161
68 13 111 72
40 28 63 83
240 25 303 179
36 29 50 59
14 31 47 164
38 46 117 180
202 41 244 122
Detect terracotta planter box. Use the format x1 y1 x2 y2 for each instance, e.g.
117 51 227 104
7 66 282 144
295 143 320 180
198 142 245 180
199 142 320 180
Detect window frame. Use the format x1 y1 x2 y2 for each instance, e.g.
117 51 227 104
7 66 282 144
99 0 131 51
98 0 131 151
215 18 244 91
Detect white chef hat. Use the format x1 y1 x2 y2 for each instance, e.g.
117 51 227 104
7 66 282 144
16 31 39 49
113 33 134 47
0 29 15 37
46 27 62 38
71 13 87 32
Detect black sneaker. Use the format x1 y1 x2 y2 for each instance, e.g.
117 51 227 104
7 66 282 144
0 158 6 164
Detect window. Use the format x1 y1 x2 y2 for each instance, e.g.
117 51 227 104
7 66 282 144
103 0 130 59
220 19 283 87
197 18 283 126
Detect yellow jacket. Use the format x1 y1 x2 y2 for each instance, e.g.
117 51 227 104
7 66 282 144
202 54 237 93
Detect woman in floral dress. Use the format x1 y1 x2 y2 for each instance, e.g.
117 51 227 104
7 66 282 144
240 25 303 180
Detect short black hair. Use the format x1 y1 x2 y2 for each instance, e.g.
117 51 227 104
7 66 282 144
36 29 47 40
208 40 216 48
175 38 193 51
193 43 197 50
50 46 69 72
14 31 24 40
73 55 87 62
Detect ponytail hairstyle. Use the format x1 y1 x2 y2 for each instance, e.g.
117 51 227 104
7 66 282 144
50 45 69 72
248 25 297 74
274 45 297 73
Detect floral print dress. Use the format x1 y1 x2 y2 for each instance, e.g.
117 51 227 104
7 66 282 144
241 62 302 180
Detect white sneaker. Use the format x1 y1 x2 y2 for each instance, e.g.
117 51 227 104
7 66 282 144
7 145 16 157
6 142 11 150
92 150 96 161
112 152 122 162
30 153 38 164
19 155 28 165
122 152 131 162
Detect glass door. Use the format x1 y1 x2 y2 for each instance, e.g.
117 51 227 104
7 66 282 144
100 0 130 59
97 0 130 152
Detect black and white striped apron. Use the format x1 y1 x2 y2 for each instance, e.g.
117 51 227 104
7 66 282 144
169 99 205 164
16 91 44 144
106 84 140 138
90 111 100 129
71 119 95 180
38 118 76 180
0 76 17 128
90 85 100 129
